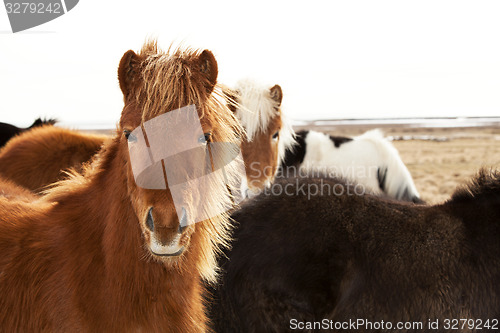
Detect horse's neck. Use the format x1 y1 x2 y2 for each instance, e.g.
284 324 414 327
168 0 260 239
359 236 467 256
83 141 146 267
47 139 144 273
74 140 131 222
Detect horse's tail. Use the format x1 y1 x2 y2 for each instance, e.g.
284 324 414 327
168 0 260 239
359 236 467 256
28 117 57 129
358 129 422 203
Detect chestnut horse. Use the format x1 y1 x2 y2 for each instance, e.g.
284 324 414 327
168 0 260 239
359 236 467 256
226 79 295 197
0 117 56 148
0 80 294 197
0 41 242 332
0 126 107 192
209 170 500 332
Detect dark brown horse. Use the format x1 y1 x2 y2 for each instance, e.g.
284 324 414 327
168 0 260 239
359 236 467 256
209 170 500 332
0 117 56 148
0 41 242 332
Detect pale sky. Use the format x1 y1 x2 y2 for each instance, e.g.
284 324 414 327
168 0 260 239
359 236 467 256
1 0 499 128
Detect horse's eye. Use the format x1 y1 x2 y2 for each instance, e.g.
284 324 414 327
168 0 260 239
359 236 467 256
272 131 279 141
124 130 137 143
198 132 212 144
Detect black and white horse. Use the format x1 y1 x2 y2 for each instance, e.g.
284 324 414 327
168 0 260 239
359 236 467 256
209 170 500 332
281 129 422 203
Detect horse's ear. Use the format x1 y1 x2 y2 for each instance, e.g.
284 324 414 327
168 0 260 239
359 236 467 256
118 50 140 98
269 84 283 106
198 50 218 93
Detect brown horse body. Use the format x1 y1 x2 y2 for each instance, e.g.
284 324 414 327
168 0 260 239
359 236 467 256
0 126 106 192
0 42 240 332
0 177 37 202
0 148 206 332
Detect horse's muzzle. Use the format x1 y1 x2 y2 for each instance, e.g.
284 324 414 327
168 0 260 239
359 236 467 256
146 207 189 235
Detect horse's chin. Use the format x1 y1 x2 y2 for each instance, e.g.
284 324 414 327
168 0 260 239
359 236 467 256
245 180 272 198
148 233 188 259
150 246 185 257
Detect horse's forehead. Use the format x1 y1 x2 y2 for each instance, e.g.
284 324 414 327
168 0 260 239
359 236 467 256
136 106 219 139
199 116 214 130
268 111 282 128
143 52 195 73
144 52 175 64
257 110 281 133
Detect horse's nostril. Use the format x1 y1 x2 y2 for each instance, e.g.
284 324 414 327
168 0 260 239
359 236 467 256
146 207 154 232
178 207 188 234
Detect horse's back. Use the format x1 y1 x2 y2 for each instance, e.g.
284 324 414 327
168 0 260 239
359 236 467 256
298 131 383 193
0 126 107 192
354 129 421 201
299 129 420 201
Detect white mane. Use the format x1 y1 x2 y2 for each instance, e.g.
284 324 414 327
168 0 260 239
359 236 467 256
234 79 295 164
234 79 280 141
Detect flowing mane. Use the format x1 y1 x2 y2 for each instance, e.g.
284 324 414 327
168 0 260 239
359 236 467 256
234 79 279 141
136 42 235 129
44 42 243 283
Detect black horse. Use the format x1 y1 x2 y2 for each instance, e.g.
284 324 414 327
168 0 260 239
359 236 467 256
209 170 500 332
0 118 56 148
